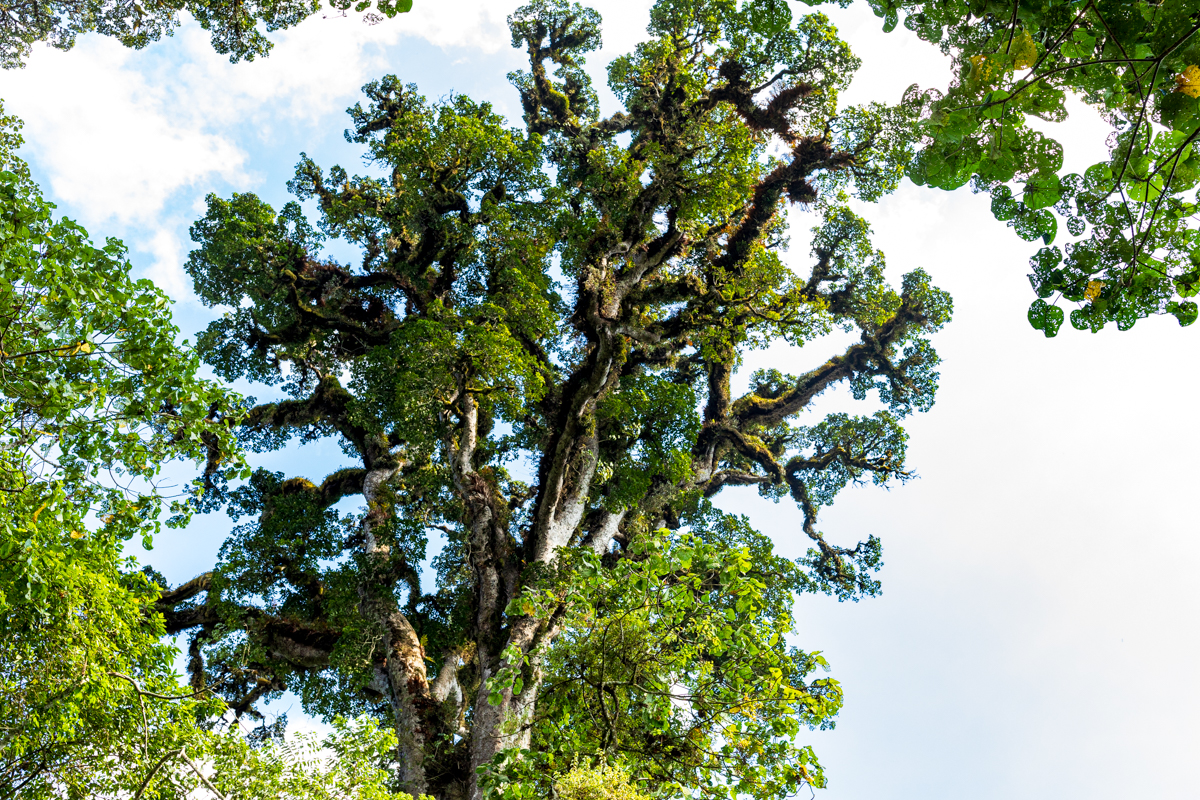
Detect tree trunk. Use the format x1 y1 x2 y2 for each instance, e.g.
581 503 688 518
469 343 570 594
361 460 432 796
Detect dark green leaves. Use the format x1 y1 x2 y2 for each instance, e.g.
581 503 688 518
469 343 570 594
1168 299 1199 326
1027 298 1065 337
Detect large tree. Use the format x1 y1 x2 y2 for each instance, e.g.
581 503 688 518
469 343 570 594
0 97 415 800
165 0 952 797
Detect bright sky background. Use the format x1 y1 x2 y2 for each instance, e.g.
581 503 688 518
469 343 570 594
3 2 1198 798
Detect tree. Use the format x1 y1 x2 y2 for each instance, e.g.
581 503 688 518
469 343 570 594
165 0 952 798
0 102 241 795
865 0 1200 334
0 98 239 561
0 0 411 69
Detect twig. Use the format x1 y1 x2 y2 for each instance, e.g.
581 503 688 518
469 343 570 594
181 748 231 800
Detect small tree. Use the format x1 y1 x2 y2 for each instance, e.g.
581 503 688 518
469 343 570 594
166 0 952 797
0 103 238 795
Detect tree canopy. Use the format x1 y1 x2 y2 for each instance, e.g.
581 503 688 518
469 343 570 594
0 93 414 800
0 99 238 552
0 0 411 68
162 0 952 797
8 0 1196 795
2 0 1195 332
872 0 1200 334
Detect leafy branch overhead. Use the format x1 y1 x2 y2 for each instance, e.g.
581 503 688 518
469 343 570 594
874 0 1200 335
162 1 952 798
0 0 412 68
0 103 249 796
0 100 241 548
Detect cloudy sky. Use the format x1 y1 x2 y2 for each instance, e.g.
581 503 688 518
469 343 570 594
3 2 1198 798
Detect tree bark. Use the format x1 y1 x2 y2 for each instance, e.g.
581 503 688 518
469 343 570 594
360 459 432 796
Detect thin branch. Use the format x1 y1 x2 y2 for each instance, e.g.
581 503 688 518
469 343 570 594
131 748 182 800
109 671 212 701
1003 0 1020 56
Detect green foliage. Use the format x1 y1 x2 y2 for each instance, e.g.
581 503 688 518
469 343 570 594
553 759 649 800
0 0 413 68
492 515 839 800
0 491 222 797
0 102 242 541
0 102 250 797
188 716 425 800
873 0 1200 334
596 371 700 511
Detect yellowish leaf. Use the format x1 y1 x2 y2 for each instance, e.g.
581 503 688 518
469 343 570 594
555 759 649 800
69 530 84 539
1175 65 1200 99
1085 280 1105 301
968 53 1007 84
1011 30 1037 71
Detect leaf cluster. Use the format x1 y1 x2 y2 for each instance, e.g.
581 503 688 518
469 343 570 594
872 0 1200 334
0 0 414 69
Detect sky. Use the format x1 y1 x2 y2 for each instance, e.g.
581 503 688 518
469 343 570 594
2 2 1199 798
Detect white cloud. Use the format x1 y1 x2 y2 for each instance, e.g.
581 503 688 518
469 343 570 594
0 0 662 229
382 0 513 51
139 227 190 300
0 5 507 227
822 3 953 107
0 37 247 226
164 13 440 130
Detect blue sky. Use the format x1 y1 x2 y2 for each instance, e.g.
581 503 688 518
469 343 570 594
2 2 1198 797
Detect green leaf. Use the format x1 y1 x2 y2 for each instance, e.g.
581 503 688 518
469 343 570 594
1027 299 1064 336
981 91 1010 119
1023 172 1061 210
1168 300 1199 326
1174 271 1200 298
1124 173 1164 203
